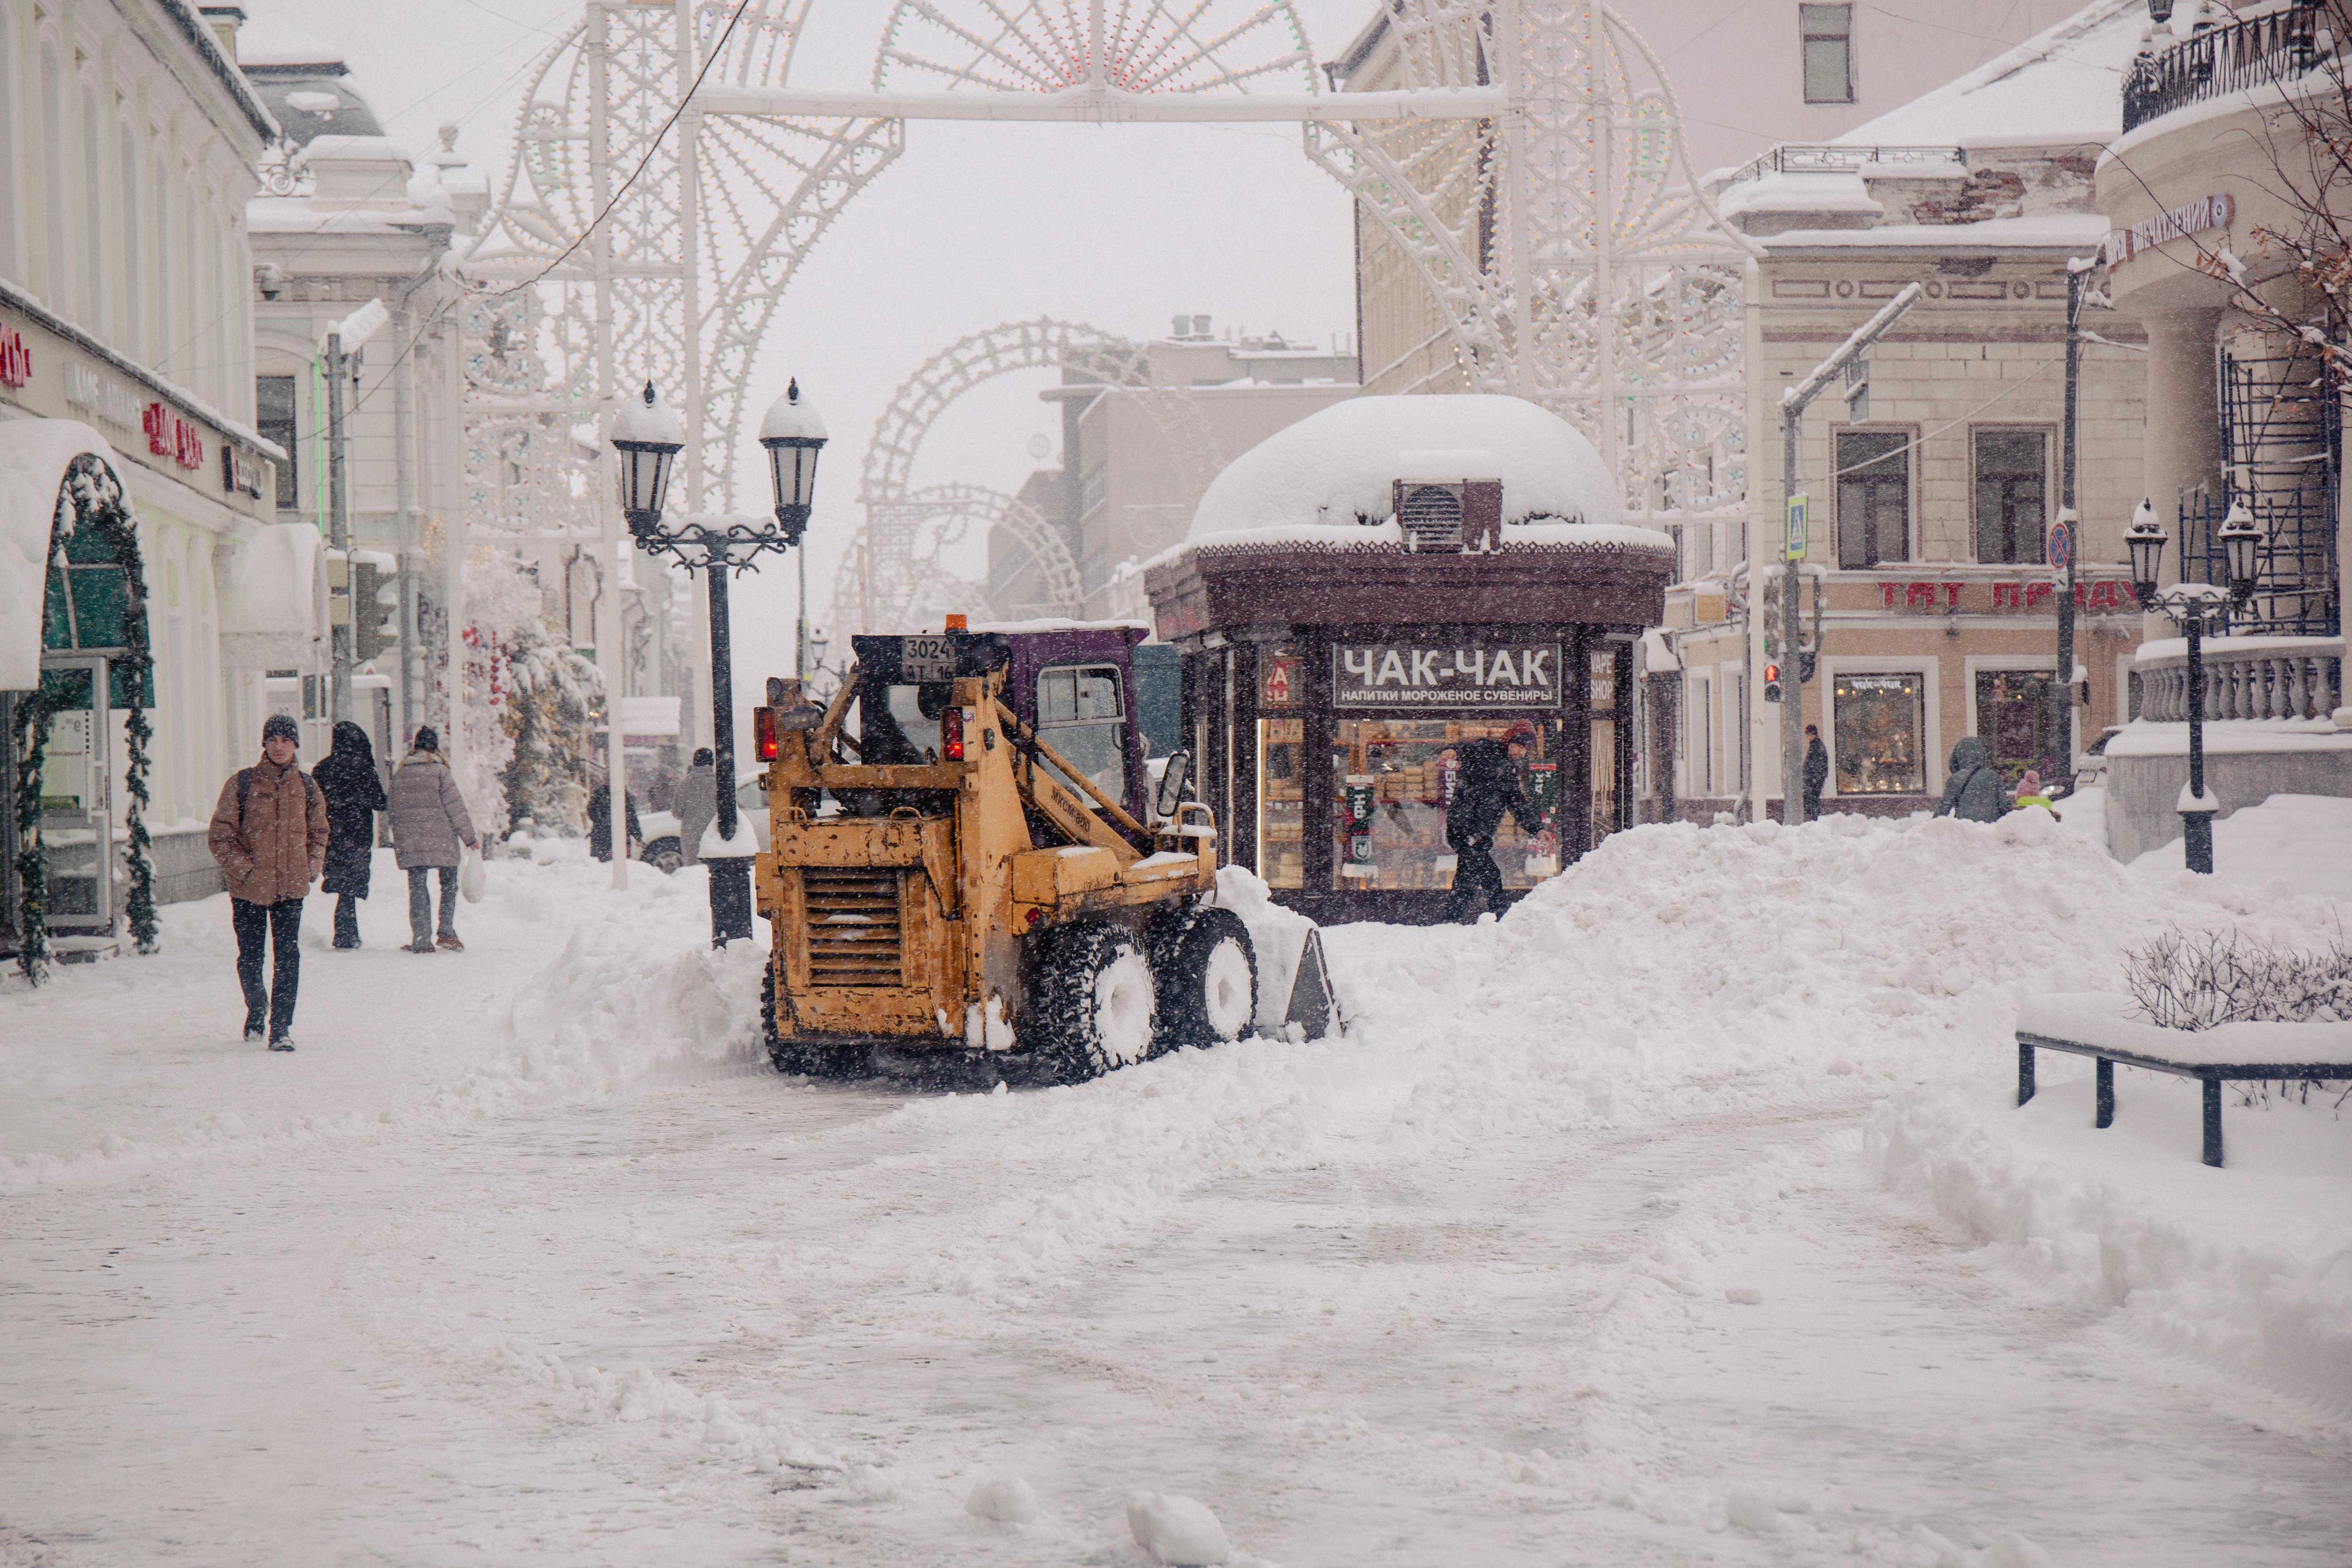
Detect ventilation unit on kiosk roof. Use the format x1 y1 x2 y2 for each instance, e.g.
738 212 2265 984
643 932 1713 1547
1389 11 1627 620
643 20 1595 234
1391 465 1502 553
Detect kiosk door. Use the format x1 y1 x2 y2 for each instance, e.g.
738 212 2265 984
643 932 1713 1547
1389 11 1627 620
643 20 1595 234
38 657 113 932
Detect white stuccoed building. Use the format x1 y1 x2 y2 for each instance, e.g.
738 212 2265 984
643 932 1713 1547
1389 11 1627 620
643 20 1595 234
1 0 290 958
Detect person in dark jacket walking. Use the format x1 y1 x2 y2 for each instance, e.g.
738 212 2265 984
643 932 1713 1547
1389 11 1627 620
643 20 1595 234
1801 724 1829 823
1439 717 1537 924
674 748 717 867
1934 735 2005 823
587 770 642 863
389 726 479 953
313 720 388 949
207 713 329 1049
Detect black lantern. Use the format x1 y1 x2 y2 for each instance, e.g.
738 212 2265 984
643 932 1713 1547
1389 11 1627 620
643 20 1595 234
610 380 683 541
759 378 828 546
2124 499 2166 607
2146 0 2174 22
2218 500 2262 602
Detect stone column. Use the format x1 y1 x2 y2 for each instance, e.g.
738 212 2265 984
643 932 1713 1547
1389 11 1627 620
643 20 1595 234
2137 306 2225 641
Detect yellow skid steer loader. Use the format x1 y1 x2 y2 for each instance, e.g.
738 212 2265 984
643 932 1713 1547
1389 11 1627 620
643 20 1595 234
751 624 1341 1084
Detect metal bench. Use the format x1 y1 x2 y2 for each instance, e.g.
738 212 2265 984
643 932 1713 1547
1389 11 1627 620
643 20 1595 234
2016 1031 2352 1168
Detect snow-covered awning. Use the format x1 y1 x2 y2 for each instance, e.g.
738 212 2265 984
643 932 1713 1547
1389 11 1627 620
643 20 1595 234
221 523 322 670
0 418 118 691
1640 627 1680 674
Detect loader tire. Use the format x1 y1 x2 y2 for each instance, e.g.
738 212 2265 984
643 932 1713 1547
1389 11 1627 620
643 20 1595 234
1145 904 1257 1051
763 962 863 1079
1028 921 1158 1082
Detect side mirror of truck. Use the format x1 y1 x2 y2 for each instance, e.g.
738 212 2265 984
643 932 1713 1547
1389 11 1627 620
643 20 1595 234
1155 749 1192 820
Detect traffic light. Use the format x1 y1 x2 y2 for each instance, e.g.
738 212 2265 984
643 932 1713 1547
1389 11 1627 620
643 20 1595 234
1763 662 1783 703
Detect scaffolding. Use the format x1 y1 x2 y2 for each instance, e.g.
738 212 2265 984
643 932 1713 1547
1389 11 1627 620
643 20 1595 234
2180 337 2341 637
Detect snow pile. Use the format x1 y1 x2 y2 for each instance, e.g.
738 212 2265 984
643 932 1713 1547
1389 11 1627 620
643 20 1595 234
965 1473 1041 1524
2131 792 2352 893
1125 1491 1229 1566
1184 394 1624 541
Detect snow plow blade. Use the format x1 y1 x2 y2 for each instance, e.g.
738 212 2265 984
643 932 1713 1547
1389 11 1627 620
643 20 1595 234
1212 874 1344 1042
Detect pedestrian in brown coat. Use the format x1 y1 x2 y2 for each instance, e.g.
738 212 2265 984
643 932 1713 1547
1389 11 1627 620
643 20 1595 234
207 713 329 1049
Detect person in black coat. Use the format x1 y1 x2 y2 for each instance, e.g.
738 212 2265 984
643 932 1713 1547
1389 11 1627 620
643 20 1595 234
1439 717 1537 924
313 720 389 949
1802 723 1829 823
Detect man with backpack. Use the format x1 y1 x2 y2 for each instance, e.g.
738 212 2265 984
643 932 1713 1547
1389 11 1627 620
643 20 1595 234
1439 717 1538 924
207 713 329 1050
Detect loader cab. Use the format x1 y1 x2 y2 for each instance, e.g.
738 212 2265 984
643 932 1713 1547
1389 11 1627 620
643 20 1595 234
995 623 1152 824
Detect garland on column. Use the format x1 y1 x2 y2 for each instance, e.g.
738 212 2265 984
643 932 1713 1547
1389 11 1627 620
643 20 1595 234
10 693 50 982
12 457 158 981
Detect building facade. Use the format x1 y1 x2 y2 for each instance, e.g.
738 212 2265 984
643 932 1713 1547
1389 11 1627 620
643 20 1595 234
1671 0 2154 822
2090 0 2349 859
2 0 285 954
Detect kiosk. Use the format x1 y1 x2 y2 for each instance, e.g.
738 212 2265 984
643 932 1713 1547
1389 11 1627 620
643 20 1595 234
1145 396 1674 925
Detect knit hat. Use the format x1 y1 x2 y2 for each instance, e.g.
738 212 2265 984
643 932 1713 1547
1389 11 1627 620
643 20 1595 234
412 725 440 753
1502 717 1538 747
262 713 300 745
2017 769 2042 796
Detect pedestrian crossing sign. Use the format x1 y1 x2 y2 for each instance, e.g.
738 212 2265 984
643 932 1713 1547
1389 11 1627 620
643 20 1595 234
1785 494 1809 562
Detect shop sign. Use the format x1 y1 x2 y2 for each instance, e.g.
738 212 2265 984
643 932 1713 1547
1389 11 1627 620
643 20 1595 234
2104 191 2233 268
1341 775 1377 877
222 445 267 499
1260 652 1298 707
1878 578 2132 614
0 324 30 389
143 402 205 470
1335 641 1561 709
64 363 142 432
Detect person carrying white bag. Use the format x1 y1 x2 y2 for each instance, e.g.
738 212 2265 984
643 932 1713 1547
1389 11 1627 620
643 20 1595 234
387 725 481 954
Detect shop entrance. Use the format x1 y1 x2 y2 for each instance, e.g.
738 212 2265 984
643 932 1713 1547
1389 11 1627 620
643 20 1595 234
34 657 114 931
1975 669 2064 789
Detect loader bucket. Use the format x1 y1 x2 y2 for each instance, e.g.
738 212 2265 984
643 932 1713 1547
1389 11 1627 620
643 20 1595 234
1211 871 1344 1042
1282 926 1344 1041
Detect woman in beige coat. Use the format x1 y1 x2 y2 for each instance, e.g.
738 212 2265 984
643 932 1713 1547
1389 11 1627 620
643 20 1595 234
387 726 479 953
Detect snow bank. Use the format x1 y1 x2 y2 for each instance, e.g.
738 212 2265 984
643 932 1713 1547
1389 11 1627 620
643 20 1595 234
1185 393 1623 540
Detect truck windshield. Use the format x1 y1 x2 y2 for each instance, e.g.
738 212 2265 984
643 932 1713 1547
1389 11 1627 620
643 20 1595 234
1037 663 1125 802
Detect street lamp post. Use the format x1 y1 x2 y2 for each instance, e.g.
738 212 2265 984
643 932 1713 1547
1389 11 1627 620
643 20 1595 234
2125 498 2264 874
612 378 828 946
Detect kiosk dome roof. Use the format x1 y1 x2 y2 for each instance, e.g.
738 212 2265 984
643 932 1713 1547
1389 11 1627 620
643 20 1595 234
1185 394 1621 543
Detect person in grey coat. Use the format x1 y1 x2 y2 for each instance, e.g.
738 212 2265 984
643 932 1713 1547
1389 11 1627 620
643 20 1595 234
675 747 717 867
388 726 480 953
1933 735 2005 823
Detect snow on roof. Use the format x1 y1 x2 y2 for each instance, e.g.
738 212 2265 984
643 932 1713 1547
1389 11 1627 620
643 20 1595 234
221 523 321 670
0 419 116 691
1185 394 1623 543
1763 213 2114 251
1833 0 2144 150
1716 171 1884 223
234 16 349 70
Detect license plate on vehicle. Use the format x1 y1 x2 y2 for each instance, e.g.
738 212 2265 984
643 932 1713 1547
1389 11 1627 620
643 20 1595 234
899 636 956 682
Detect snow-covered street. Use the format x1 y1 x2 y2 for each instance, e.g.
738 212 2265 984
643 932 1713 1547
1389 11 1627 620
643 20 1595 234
5 816 2349 1566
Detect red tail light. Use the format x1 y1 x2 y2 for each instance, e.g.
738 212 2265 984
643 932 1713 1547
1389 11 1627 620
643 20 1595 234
942 705 964 761
754 705 778 762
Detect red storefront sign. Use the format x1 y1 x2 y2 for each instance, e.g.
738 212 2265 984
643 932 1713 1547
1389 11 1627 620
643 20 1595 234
143 402 205 470
1879 579 2132 614
0 324 30 388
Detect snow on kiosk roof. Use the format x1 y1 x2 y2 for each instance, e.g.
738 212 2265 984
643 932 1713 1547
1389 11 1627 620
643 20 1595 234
1148 395 1671 640
1183 394 1629 542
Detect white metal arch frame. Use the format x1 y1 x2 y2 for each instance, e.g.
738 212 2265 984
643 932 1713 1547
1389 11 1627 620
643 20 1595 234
846 317 1223 631
461 0 904 539
1303 1 1750 521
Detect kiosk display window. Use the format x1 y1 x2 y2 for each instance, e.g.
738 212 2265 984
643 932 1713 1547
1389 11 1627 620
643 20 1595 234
1329 718 1556 891
1255 646 1303 887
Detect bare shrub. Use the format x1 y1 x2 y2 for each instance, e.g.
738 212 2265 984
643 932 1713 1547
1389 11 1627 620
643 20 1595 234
2124 927 2352 1030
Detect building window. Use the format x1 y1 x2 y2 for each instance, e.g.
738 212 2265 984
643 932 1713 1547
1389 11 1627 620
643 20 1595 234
1801 4 1855 104
1836 429 1910 567
256 376 298 510
1974 428 2048 564
1974 669 2063 790
1832 671 1926 794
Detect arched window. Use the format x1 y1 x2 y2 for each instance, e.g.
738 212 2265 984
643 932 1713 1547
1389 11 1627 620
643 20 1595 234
0 20 22 280
119 119 141 356
39 42 68 317
79 78 104 338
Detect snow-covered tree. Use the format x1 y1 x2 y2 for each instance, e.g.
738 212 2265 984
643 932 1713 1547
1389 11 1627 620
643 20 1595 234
500 624 603 835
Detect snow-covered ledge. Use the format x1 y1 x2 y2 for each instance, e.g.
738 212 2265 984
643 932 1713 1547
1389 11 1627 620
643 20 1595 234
2131 634 2342 723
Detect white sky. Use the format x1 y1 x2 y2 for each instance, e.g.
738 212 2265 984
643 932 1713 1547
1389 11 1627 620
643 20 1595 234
244 0 1376 698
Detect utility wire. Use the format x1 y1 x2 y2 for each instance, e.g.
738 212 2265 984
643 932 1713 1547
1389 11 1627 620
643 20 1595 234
483 0 755 298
